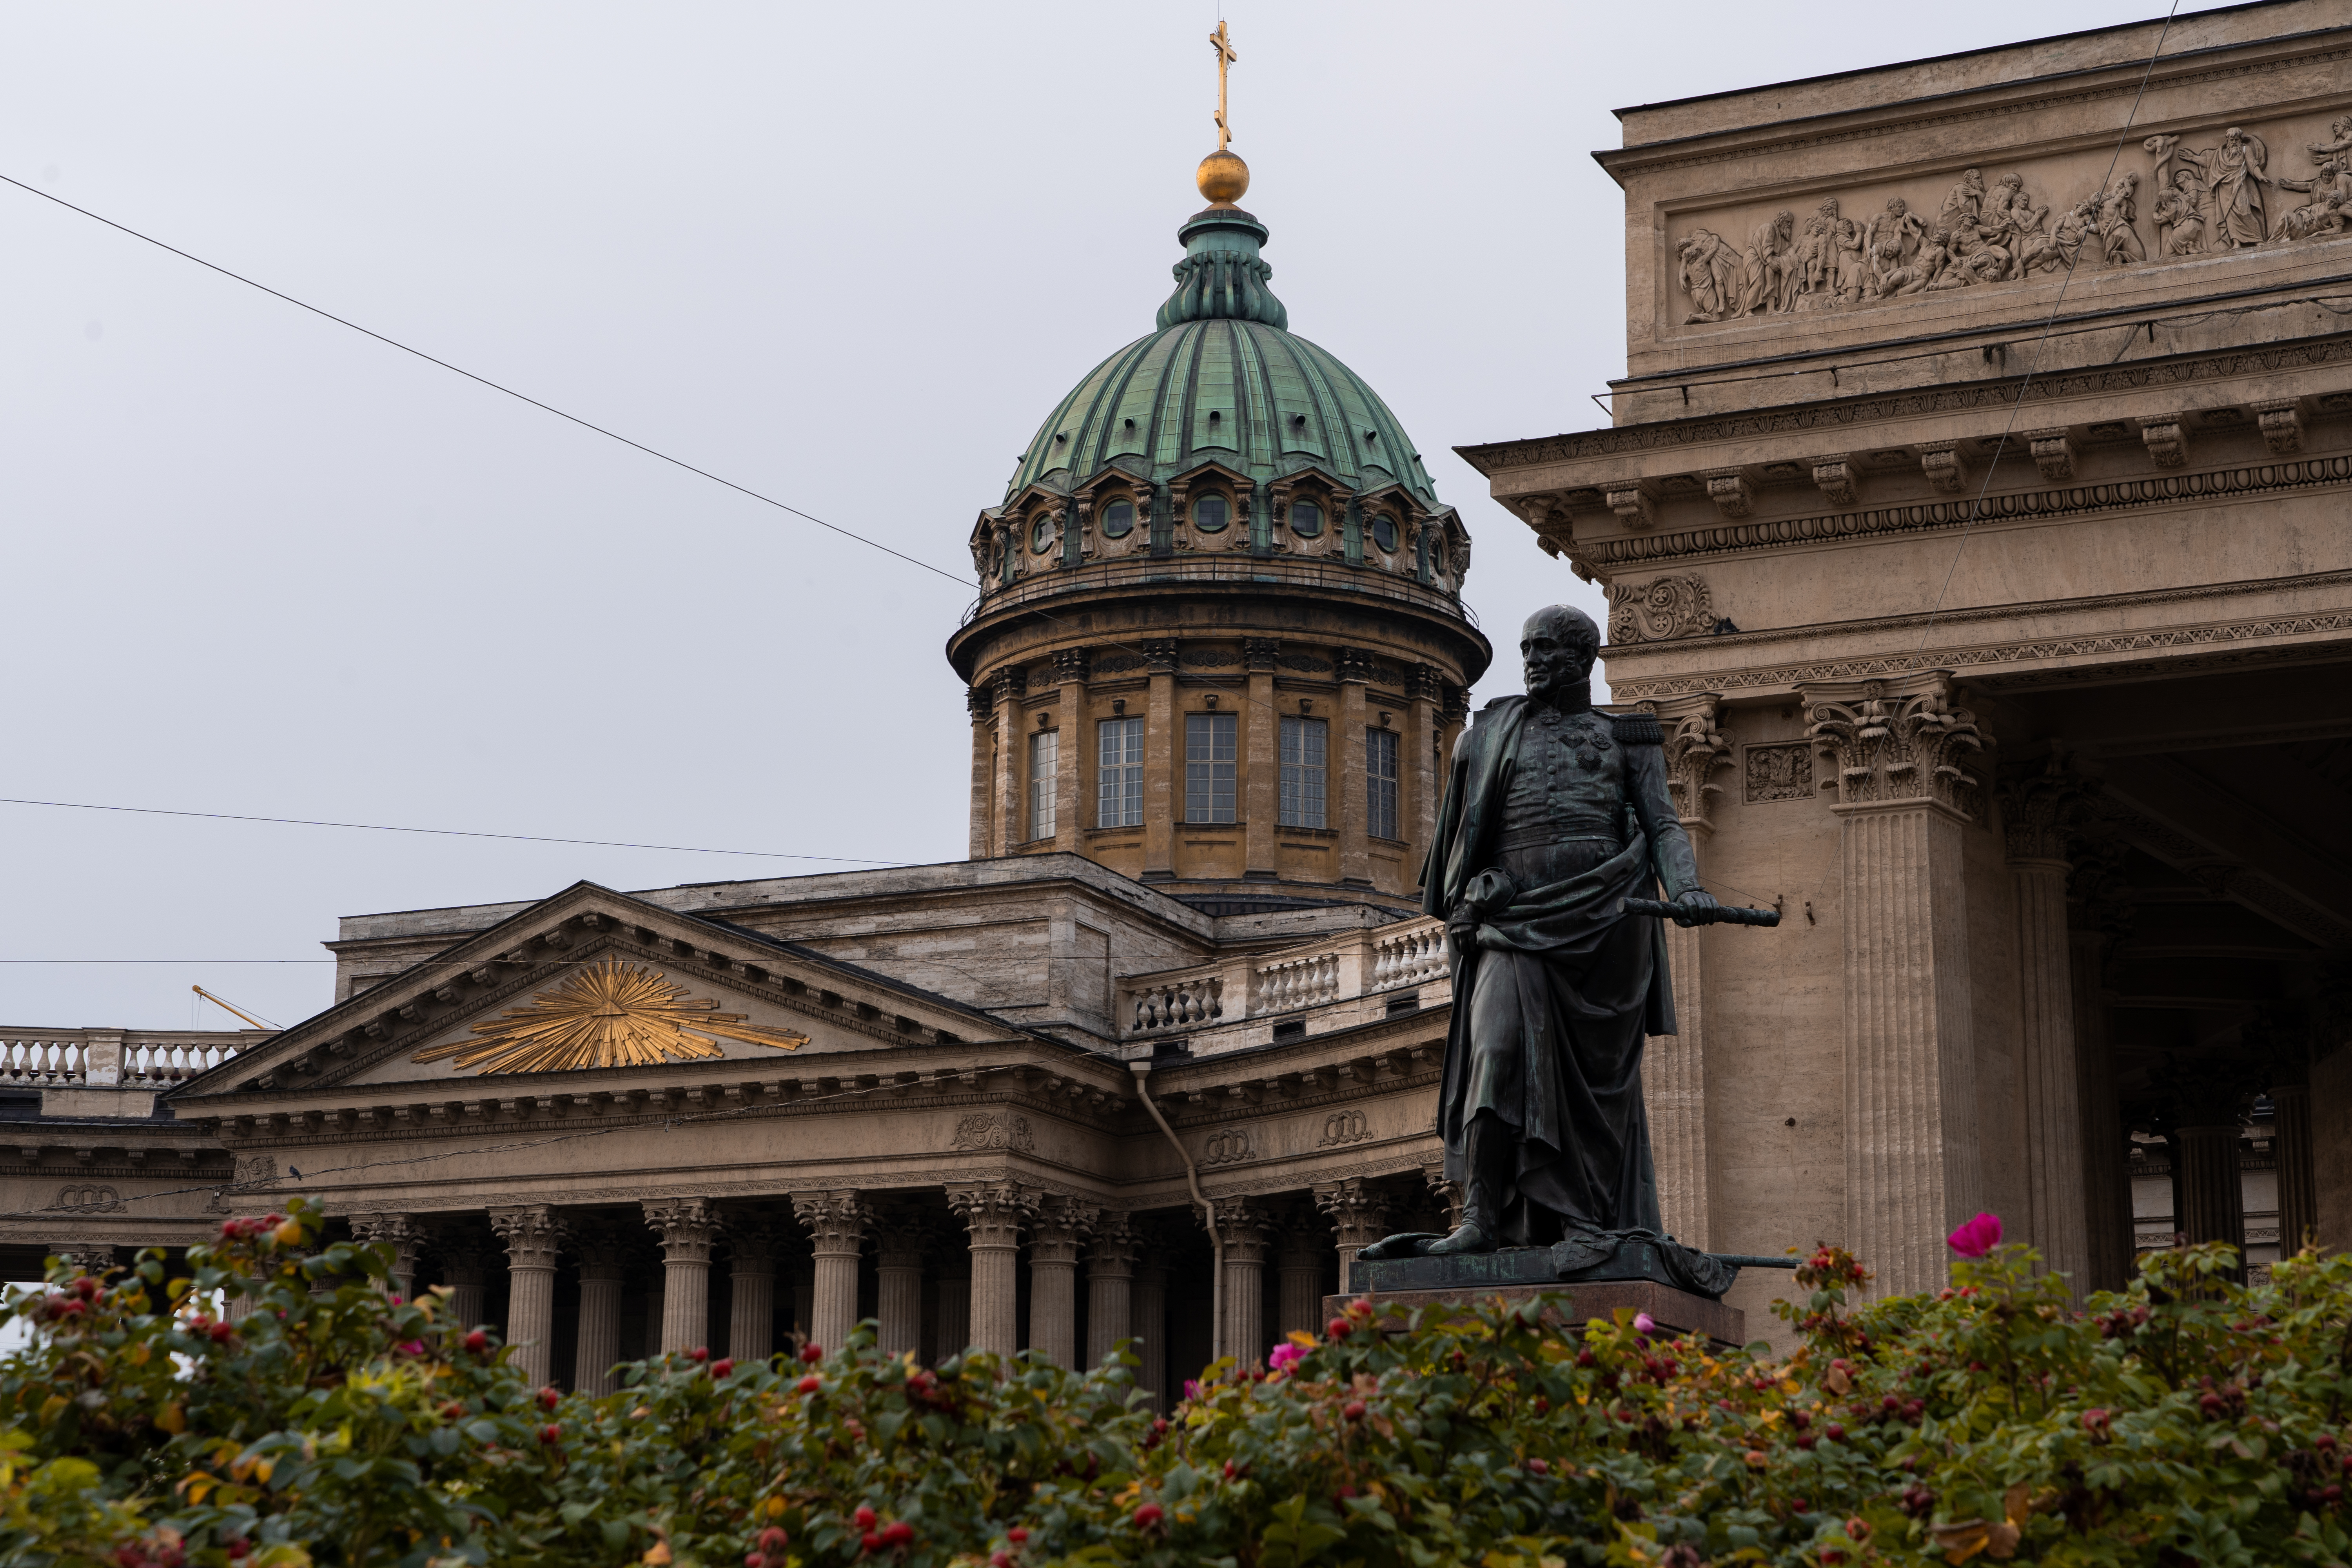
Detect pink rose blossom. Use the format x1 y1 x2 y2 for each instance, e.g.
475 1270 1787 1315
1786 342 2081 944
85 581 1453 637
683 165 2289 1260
1267 1343 1307 1372
1946 1212 2004 1258
1182 1379 1201 1401
1632 1312 1657 1335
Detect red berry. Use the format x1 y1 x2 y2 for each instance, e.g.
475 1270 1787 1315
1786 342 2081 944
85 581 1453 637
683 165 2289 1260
1328 1316 1351 1339
745 1557 764 1568
1344 1400 1368 1420
688 1346 710 1363
797 1375 822 1395
464 1330 490 1354
712 1358 735 1379
1796 1433 1818 1450
226 1544 249 1562
854 1506 878 1530
758 1528 789 1552
209 1321 234 1344
991 1555 1012 1568
1006 1528 1028 1544
800 1343 823 1363
1791 1410 1810 1430
1133 1503 1164 1528
1527 1457 1549 1474
540 1424 560 1445
860 1532 881 1554
2321 1434 2339 1450
1223 1460 1236 1479
880 1522 913 1546
1825 1424 1846 1441
539 1386 559 1411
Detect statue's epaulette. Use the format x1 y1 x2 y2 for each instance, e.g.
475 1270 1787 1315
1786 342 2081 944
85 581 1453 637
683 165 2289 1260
1607 710 1664 746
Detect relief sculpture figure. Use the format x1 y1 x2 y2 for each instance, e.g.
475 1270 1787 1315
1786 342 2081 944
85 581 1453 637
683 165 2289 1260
1936 167 1987 240
2149 128 2273 248
2097 172 2148 267
1878 227 1952 296
1987 174 2051 278
1674 228 1742 323
1363 606 1727 1276
2152 169 2210 256
1739 210 1798 314
1864 196 1926 295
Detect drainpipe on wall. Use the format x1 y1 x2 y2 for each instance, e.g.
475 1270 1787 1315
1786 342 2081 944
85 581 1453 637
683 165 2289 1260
1129 1059 1222 1372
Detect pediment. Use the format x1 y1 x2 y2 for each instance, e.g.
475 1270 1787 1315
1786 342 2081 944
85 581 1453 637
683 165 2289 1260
172 882 1014 1101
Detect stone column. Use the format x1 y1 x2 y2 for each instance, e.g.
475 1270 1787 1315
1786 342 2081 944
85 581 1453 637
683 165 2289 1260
2275 1081 2318 1257
490 1206 563 1388
1027 1198 1092 1367
351 1213 425 1301
441 1243 492 1331
948 1183 1032 1357
874 1216 927 1361
2312 1046 2352 1255
1142 641 1179 880
1085 1215 1139 1367
2000 761 2091 1293
1422 1161 1465 1232
2067 854 2133 1293
1215 1199 1270 1366
991 669 1027 857
724 1216 779 1367
1648 694 1731 1250
1275 1223 1326 1341
1243 639 1279 881
1054 648 1089 853
2175 1122 2248 1259
642 1198 718 1356
933 1252 972 1361
967 686 995 860
1806 675 1986 1297
1406 666 1442 887
789 1192 868 1356
1336 650 1373 887
572 1234 629 1396
788 1257 815 1342
1314 1178 1390 1289
1130 1248 1168 1410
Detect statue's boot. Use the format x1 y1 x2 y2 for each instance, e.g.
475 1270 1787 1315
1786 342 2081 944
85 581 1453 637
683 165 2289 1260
1424 1117 1510 1256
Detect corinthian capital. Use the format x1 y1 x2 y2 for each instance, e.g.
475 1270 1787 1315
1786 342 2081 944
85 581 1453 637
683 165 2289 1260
1648 694 1733 831
1313 1177 1391 1250
946 1181 1035 1248
1802 673 1984 818
1998 754 2096 864
788 1191 869 1256
641 1198 719 1264
489 1205 564 1269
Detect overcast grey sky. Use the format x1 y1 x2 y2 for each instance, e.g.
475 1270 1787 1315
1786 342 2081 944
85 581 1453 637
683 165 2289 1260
2 1 2187 1028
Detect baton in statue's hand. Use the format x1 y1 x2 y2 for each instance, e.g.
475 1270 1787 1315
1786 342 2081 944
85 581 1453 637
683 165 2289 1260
1622 897 1780 928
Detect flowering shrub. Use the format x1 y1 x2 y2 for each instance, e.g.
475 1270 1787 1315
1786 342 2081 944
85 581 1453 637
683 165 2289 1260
6 1200 2352 1567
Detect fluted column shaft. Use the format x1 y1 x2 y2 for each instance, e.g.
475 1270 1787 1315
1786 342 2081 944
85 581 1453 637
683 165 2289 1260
1275 1232 1324 1341
1027 1200 1091 1368
2313 1047 2352 1254
352 1214 425 1302
1646 693 1728 1250
642 1198 718 1356
2176 1123 2247 1260
933 1262 971 1361
1836 802 1982 1296
2011 858 2089 1292
2069 927 2131 1292
1085 1220 1138 1368
2276 1083 2318 1258
875 1223 927 1361
491 1206 563 1388
443 1246 491 1332
572 1237 628 1396
725 1218 779 1366
949 1183 1031 1359
791 1192 868 1355
1216 1201 1270 1366
1130 1256 1167 1410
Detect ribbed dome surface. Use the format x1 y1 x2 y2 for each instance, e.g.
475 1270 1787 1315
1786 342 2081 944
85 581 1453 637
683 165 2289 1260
1005 320 1439 506
1003 205 1439 509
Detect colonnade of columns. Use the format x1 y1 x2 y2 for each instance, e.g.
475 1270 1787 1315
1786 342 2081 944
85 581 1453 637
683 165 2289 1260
341 1177 1428 1397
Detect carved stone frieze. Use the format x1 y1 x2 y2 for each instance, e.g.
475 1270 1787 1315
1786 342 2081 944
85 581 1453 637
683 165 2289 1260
1316 1108 1371 1147
53 1183 120 1213
949 1113 1034 1153
1201 1127 1255 1166
1607 575 1716 645
1743 742 1816 804
1804 673 1985 817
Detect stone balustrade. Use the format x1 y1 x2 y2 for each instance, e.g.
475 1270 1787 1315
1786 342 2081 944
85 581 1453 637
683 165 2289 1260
0 1030 261 1087
1118 915 1449 1054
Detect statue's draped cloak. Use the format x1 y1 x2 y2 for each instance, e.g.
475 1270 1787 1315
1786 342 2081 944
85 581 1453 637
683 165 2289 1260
1420 695 1677 1240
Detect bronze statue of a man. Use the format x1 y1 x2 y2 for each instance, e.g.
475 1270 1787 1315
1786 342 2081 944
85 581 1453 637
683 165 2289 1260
1415 605 1718 1255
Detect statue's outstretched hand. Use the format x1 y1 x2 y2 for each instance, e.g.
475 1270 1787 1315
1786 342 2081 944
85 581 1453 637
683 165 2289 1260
1670 890 1721 927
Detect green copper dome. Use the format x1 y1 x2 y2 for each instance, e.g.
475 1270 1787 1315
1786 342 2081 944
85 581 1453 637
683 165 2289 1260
1004 207 1441 508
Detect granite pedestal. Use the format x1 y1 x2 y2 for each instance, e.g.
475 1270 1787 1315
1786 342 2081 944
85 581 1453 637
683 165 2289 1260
1331 1245 1751 1346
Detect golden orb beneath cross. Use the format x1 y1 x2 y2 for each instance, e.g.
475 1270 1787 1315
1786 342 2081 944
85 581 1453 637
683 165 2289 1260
1196 148 1250 207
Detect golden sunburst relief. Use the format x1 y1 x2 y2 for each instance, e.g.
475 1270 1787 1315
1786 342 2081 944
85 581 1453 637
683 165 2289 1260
411 956 809 1076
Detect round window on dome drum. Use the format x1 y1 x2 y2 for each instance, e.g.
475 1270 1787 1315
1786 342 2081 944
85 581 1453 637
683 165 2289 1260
1289 501 1323 539
1371 513 1399 553
1192 494 1229 533
1100 501 1134 539
1031 514 1056 554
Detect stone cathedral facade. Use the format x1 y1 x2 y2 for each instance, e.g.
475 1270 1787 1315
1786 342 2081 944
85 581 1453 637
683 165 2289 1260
6 3 2351 1385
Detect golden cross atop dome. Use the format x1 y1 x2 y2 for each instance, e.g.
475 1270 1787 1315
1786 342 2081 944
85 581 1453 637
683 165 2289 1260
1210 21 1237 151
